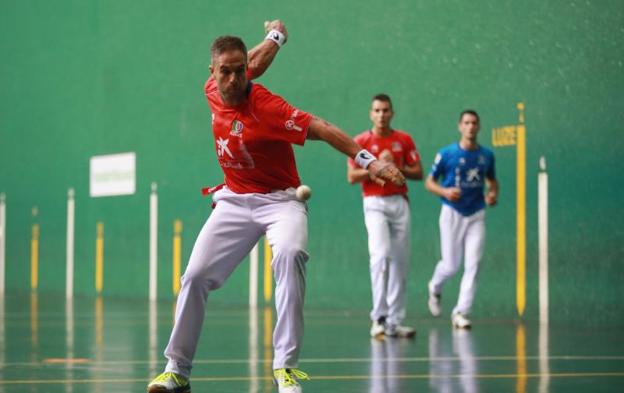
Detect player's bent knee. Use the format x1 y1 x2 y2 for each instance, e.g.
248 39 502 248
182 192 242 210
272 245 309 263
205 278 225 291
439 261 461 276
181 270 225 292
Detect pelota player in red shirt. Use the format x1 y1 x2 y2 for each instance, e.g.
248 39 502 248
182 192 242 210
347 94 423 339
147 21 404 393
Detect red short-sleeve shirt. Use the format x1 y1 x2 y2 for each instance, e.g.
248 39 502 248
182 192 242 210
205 77 313 194
348 130 420 197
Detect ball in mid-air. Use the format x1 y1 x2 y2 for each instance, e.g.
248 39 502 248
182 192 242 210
296 185 312 201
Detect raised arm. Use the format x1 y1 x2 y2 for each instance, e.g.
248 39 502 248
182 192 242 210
307 117 405 186
247 20 288 80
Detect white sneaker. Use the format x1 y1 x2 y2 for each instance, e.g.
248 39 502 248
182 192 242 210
428 281 441 317
273 368 309 393
370 318 386 338
385 323 416 338
452 312 472 329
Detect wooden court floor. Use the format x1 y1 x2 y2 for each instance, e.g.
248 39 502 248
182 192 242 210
0 292 622 393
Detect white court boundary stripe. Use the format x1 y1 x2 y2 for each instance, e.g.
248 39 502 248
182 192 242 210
1 372 624 385
2 355 624 367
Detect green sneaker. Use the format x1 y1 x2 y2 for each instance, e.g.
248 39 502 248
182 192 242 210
147 372 191 393
273 368 310 393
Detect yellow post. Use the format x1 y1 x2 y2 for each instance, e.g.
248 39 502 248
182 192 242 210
30 224 39 290
30 291 38 348
173 219 182 296
516 323 527 393
516 103 526 317
95 295 104 360
263 306 273 392
95 222 104 294
263 238 272 303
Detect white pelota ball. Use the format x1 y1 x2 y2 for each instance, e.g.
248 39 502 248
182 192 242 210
296 185 312 201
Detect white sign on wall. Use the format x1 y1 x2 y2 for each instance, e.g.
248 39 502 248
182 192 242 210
90 152 136 197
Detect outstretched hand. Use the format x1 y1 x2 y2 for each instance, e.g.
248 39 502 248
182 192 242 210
368 160 405 187
264 20 288 43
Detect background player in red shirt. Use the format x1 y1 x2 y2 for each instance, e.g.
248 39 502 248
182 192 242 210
148 21 404 393
347 94 423 339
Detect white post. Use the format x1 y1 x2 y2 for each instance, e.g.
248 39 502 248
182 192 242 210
0 193 5 296
149 298 158 376
0 295 4 365
149 183 158 301
538 320 550 393
66 188 75 298
65 296 74 393
249 242 259 308
248 241 259 393
66 297 74 358
538 156 549 324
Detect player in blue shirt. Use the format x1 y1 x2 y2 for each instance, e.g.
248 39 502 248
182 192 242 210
425 110 499 328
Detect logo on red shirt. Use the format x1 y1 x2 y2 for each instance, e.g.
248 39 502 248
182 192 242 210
230 120 244 136
217 137 234 158
285 110 303 132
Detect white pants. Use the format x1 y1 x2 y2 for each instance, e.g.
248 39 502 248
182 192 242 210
363 195 411 326
429 204 485 316
164 187 309 377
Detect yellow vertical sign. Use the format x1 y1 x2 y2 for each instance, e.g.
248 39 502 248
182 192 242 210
263 238 273 303
95 222 104 294
173 219 182 295
516 103 526 317
30 224 39 290
492 103 527 317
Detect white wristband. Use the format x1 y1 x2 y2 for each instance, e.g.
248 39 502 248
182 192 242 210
265 29 286 47
355 149 377 169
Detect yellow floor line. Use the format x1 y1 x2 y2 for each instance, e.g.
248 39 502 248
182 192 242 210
2 354 624 367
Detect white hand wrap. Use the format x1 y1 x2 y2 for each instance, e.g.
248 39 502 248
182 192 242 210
355 149 377 169
265 29 286 47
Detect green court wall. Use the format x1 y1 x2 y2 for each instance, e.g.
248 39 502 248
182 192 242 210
1 0 623 323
